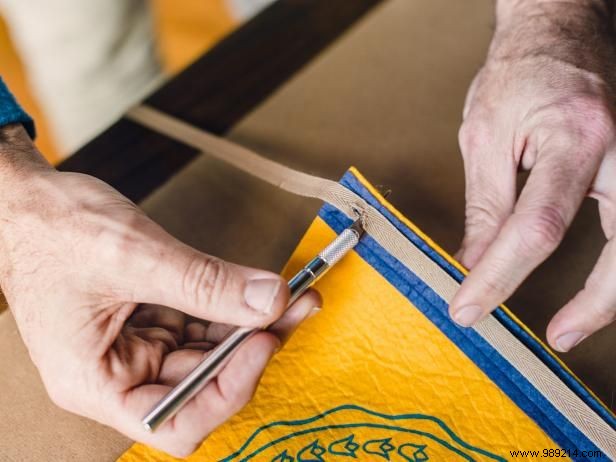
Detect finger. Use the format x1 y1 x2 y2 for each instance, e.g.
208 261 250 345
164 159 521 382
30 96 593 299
184 321 208 343
268 289 321 345
589 151 616 238
129 304 186 343
126 326 179 353
160 291 321 386
158 349 207 386
171 333 279 449
457 120 517 268
547 239 616 352
197 290 320 344
204 322 235 343
450 147 599 326
181 341 216 351
132 237 290 328
117 333 279 457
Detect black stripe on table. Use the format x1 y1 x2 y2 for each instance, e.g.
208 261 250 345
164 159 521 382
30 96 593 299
58 0 383 202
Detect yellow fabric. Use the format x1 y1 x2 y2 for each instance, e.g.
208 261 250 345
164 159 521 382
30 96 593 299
349 167 612 416
119 218 562 462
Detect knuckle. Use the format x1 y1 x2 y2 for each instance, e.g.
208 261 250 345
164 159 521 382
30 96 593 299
539 96 614 157
584 282 616 326
593 304 616 326
220 380 252 414
465 201 503 236
215 370 254 416
458 118 492 156
182 256 229 310
517 206 567 255
570 96 613 139
478 266 511 298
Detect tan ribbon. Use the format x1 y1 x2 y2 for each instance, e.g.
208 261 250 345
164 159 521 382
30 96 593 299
127 104 616 456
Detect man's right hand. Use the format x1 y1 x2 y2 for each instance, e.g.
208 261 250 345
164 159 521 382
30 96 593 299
0 124 321 457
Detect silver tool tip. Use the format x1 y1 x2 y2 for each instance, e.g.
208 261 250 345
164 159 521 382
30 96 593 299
318 219 364 265
349 218 365 238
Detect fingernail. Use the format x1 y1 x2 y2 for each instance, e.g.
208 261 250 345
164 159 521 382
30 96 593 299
555 332 586 352
452 305 483 327
307 306 322 319
244 279 281 314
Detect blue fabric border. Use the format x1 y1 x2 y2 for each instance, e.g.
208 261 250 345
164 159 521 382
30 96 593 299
315 170 613 460
0 77 35 139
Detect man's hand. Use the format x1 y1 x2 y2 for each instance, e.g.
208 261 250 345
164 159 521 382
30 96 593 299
0 124 320 457
451 0 616 352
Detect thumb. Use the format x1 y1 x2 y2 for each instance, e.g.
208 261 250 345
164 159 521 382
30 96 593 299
132 239 289 327
457 121 517 268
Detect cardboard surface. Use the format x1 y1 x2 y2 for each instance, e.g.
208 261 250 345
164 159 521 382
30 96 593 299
0 0 613 460
0 308 129 461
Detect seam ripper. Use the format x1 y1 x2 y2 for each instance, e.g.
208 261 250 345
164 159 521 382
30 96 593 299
142 218 365 432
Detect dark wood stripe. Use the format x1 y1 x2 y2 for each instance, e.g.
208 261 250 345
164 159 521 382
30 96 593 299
59 0 383 202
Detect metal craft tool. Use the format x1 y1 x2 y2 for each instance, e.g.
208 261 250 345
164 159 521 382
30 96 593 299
142 218 365 432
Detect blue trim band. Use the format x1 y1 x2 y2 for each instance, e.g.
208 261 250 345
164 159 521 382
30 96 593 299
315 170 613 460
0 78 35 139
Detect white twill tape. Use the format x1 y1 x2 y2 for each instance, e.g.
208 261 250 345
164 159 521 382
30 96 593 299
127 104 616 456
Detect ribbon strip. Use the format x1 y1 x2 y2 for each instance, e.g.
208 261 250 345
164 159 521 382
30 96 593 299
127 104 615 456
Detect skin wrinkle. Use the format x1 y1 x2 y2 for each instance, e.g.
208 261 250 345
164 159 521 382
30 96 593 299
181 255 223 314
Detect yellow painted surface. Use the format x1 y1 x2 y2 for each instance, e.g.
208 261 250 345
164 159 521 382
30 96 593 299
151 0 235 76
0 0 236 163
120 217 562 461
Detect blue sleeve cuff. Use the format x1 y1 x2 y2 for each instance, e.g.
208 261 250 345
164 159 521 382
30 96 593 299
0 77 36 139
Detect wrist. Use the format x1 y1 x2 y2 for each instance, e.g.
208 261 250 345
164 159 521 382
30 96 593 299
491 0 615 65
497 0 613 24
0 124 54 201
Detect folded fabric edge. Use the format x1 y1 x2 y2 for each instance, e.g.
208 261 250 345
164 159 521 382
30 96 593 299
346 166 616 427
